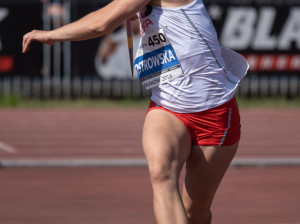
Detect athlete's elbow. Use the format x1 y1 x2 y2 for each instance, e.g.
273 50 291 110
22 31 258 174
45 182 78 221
87 22 108 37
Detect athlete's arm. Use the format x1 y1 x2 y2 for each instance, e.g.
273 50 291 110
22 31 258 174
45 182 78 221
22 0 149 53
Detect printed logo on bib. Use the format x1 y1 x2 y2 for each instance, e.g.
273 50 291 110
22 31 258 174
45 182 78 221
134 29 183 89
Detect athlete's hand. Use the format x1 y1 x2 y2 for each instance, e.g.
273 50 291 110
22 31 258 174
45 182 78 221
22 30 54 53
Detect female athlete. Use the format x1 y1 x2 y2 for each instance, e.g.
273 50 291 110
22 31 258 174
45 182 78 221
22 0 248 223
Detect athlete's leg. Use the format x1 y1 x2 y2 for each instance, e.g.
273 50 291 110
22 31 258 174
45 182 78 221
182 142 239 224
142 109 192 224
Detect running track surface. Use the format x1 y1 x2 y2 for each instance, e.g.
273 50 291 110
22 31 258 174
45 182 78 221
0 107 300 223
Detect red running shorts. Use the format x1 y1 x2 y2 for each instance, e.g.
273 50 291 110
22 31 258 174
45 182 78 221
148 97 241 147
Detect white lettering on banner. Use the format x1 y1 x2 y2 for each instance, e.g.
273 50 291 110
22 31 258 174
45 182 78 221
0 8 9 51
290 56 300 69
220 7 300 51
246 55 259 71
221 7 256 50
244 54 300 71
276 55 288 70
252 7 277 50
278 8 300 49
260 55 274 70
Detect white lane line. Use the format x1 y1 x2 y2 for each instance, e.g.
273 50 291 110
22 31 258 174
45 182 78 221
0 141 17 153
1 158 300 168
0 159 147 167
231 158 300 167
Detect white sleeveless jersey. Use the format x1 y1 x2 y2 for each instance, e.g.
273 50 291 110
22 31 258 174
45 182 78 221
136 0 248 113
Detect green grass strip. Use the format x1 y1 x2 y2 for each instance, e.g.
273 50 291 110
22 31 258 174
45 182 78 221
0 95 299 109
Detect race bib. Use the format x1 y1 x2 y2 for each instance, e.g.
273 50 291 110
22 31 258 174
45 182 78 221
134 29 183 89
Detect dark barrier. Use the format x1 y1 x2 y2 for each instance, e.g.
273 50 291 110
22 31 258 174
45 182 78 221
0 0 111 77
0 0 42 75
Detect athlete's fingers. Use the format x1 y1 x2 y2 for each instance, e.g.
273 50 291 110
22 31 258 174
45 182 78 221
22 30 53 53
22 30 35 53
22 36 29 53
22 34 32 53
22 34 27 53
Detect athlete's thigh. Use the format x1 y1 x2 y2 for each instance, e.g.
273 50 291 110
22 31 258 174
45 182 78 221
182 142 239 214
142 109 192 174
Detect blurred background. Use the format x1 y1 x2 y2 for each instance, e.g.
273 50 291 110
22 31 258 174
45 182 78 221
0 0 299 99
0 0 299 224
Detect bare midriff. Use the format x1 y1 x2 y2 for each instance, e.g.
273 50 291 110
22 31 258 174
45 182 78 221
150 0 194 8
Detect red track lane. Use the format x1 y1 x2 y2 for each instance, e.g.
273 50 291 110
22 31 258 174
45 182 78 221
0 108 299 159
0 167 299 224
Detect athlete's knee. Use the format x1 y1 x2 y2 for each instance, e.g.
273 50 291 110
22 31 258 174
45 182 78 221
187 209 212 224
148 162 176 189
185 198 212 224
149 164 171 183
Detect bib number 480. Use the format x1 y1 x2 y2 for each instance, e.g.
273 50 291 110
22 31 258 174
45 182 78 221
148 33 167 47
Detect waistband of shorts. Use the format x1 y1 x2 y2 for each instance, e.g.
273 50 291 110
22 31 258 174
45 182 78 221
149 96 237 114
